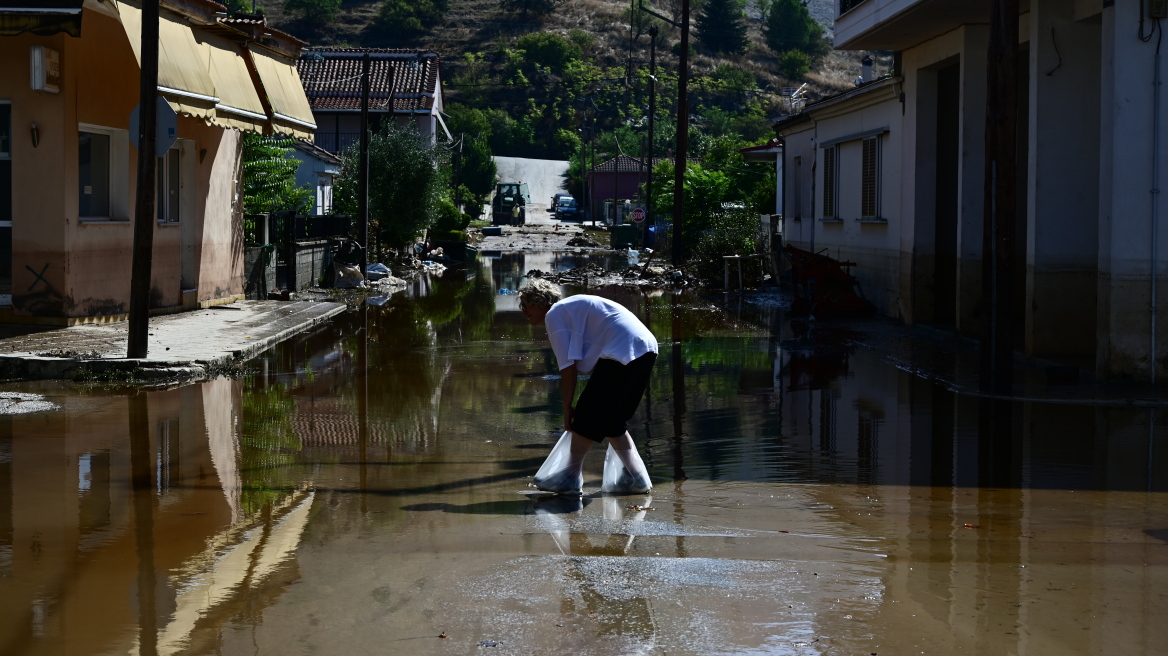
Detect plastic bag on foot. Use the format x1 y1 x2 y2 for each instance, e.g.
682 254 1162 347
601 443 652 494
533 431 583 495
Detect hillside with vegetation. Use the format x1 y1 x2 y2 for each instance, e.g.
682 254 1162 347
238 0 881 270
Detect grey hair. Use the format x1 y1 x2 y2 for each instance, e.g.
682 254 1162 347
519 278 562 310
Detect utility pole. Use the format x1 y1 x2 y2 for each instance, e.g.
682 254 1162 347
981 0 1018 395
359 53 370 276
670 0 691 266
647 25 657 223
127 0 159 359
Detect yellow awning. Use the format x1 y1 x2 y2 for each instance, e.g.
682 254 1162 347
249 46 316 140
200 33 267 133
117 1 218 120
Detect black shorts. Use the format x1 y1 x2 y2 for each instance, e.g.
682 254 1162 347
570 352 657 442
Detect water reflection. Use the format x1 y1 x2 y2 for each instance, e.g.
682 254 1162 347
0 256 1166 655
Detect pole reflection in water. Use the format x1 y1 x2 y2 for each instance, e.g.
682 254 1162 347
670 296 686 483
129 393 157 656
359 302 369 512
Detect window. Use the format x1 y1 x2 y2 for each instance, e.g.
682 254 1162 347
822 145 838 219
79 131 111 217
77 124 128 221
793 156 802 220
861 136 881 218
157 148 180 223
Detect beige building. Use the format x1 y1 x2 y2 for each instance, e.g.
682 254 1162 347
779 0 1168 382
0 0 316 324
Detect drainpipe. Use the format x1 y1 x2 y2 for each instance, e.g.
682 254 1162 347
1153 31 1163 384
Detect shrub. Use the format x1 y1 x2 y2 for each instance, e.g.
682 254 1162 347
516 32 582 73
283 0 341 23
375 0 448 38
689 208 764 285
241 133 312 216
498 0 564 18
778 50 811 80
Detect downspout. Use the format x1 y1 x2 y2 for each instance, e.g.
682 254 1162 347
1153 28 1163 384
809 116 818 253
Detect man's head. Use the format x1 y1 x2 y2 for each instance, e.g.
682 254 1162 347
519 278 562 325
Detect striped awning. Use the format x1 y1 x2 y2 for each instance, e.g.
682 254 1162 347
117 1 218 121
249 45 316 140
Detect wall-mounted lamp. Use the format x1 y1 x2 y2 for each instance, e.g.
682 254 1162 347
30 122 39 148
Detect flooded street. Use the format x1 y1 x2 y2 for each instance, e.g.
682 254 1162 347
1 252 1166 656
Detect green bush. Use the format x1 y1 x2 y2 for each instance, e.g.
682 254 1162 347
432 196 470 233
689 208 763 285
283 0 341 22
516 32 582 73
778 50 811 80
375 0 448 38
436 229 468 244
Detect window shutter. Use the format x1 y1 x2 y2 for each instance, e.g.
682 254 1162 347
823 146 837 218
861 136 880 218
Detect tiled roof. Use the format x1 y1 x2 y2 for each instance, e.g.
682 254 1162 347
297 48 442 113
589 155 672 174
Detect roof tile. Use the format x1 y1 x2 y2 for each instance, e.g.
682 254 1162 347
297 48 442 113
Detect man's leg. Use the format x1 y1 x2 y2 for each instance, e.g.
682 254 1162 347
603 431 651 493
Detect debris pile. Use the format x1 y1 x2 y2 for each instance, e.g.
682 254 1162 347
528 261 697 289
566 235 603 248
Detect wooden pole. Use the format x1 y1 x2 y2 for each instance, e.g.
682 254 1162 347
127 0 159 358
359 53 370 276
647 25 657 222
671 0 691 266
981 0 1019 395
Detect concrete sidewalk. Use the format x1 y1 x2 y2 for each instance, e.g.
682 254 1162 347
0 300 346 383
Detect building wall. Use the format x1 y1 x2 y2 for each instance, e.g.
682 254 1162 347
780 83 905 317
0 8 244 321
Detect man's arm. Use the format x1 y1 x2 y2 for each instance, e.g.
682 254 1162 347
560 363 578 431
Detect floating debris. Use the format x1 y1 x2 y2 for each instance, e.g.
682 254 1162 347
479 639 501 647
627 505 655 512
529 261 697 289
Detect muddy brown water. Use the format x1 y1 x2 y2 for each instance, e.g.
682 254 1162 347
0 252 1165 655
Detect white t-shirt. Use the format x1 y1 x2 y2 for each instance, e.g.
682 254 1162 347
544 295 658 373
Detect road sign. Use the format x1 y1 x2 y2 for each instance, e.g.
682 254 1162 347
129 96 178 158
631 207 647 223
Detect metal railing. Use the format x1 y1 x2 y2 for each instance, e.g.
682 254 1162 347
840 0 868 15
313 132 361 154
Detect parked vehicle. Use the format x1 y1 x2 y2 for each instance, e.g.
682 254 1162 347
551 193 572 210
554 196 579 221
492 182 531 225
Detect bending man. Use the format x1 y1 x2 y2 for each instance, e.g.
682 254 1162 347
519 279 657 495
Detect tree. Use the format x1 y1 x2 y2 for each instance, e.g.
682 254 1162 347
695 0 749 55
241 133 312 216
498 0 564 18
460 135 497 211
333 125 446 250
283 0 341 23
762 0 828 59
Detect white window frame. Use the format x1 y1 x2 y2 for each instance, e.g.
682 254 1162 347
77 123 129 222
156 140 194 225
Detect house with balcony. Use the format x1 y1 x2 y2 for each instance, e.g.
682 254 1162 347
779 0 1163 382
0 0 316 324
296 48 448 155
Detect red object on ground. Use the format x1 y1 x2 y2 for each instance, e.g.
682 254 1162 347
783 244 876 320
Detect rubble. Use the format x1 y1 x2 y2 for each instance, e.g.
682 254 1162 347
528 261 698 289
